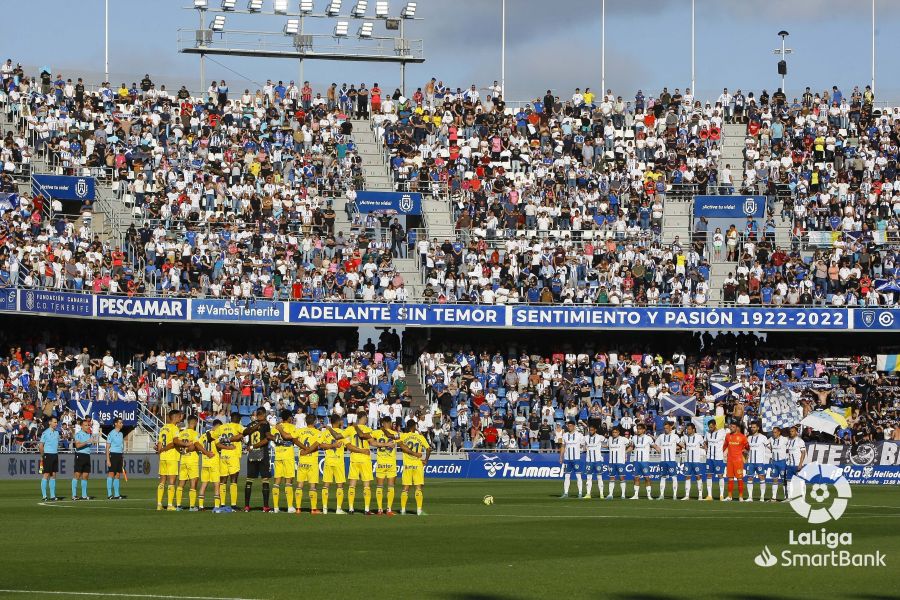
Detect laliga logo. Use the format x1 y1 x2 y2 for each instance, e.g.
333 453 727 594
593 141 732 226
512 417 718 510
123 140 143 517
484 462 504 477
742 197 758 216
788 463 851 524
75 178 89 199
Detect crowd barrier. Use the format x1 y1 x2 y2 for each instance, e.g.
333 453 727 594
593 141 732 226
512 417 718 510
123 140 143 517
4 442 898 483
5 289 900 331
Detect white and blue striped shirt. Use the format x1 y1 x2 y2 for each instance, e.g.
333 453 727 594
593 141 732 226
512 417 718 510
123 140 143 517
683 433 706 463
562 431 585 461
585 434 606 463
607 436 628 464
770 436 789 461
656 433 681 462
631 434 653 462
786 437 805 466
705 429 727 461
748 433 771 464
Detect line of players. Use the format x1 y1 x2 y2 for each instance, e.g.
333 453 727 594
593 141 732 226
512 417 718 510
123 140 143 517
559 419 808 501
155 408 432 515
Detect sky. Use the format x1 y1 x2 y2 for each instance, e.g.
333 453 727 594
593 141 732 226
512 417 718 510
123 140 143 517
6 0 900 103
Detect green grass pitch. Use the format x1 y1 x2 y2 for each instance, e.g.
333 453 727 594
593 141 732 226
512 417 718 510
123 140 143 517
1 480 898 600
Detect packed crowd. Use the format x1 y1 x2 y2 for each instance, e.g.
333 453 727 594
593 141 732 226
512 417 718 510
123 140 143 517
417 337 900 450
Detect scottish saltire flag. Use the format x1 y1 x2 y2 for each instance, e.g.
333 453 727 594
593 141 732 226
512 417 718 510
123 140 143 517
659 394 697 417
760 388 803 432
710 381 743 401
876 355 900 373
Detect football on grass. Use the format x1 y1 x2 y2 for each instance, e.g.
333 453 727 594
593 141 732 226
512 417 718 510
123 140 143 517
483 495 494 505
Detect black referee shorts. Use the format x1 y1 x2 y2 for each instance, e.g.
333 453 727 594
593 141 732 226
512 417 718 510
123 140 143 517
246 459 271 479
74 454 92 474
108 453 124 474
42 454 59 475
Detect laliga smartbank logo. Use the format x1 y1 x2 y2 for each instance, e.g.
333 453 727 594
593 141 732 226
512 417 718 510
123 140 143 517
753 463 886 568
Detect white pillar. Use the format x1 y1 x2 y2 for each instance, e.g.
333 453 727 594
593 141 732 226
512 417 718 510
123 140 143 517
104 0 109 83
872 0 876 95
501 0 506 98
691 0 695 95
601 0 605 95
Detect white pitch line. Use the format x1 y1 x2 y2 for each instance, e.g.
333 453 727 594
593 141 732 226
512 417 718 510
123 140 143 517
0 590 265 600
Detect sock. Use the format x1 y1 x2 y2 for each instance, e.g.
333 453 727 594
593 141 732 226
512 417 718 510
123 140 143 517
230 482 238 506
760 480 767 500
738 479 745 496
585 478 593 497
295 488 304 510
41 479 48 499
287 485 294 509
81 479 88 498
401 490 409 511
672 478 679 498
684 480 691 498
198 494 205 508
157 483 165 505
597 477 603 496
113 479 120 497
49 479 56 498
244 481 253 507
335 487 344 510
575 474 583 496
376 487 384 511
728 479 734 496
214 493 221 508
189 488 197 508
272 485 281 509
72 479 78 498
176 487 184 507
348 486 356 510
563 473 571 494
262 482 270 508
646 483 653 498
619 481 627 497
107 477 113 497
748 480 755 500
719 478 726 497
414 488 423 512
363 486 371 511
660 477 667 498
387 487 395 510
310 489 318 511
167 484 175 507
321 488 329 510
706 478 713 497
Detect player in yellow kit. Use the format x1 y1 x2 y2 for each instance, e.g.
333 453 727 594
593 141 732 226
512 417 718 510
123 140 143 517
398 421 431 516
343 409 375 515
175 415 202 511
370 416 400 515
156 410 183 511
197 419 225 512
292 420 323 514
217 412 246 509
272 411 298 513
320 414 347 514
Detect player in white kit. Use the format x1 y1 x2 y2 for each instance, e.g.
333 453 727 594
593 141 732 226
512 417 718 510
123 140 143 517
559 421 585 498
653 422 682 500
606 427 629 499
583 424 606 500
745 422 771 502
681 423 707 500
629 424 654 500
768 426 790 501
704 420 728 501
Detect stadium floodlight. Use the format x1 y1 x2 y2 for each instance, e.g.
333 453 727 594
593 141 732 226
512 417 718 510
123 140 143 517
299 0 314 12
220 0 236 10
358 21 374 37
194 0 208 8
326 0 342 16
247 0 263 11
375 0 389 18
210 15 226 31
284 18 300 34
351 0 368 17
334 20 349 36
274 0 289 13
400 1 415 18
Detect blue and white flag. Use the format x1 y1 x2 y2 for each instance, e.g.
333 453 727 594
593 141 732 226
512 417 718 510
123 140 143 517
710 380 743 401
760 388 803 432
659 394 697 417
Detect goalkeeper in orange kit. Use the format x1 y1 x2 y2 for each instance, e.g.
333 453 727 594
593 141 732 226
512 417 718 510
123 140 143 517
723 422 749 501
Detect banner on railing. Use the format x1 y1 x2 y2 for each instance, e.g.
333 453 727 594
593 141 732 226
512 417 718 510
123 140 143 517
31 174 96 201
69 399 138 426
693 195 766 219
354 190 422 215
20 290 93 316
4 294 900 332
